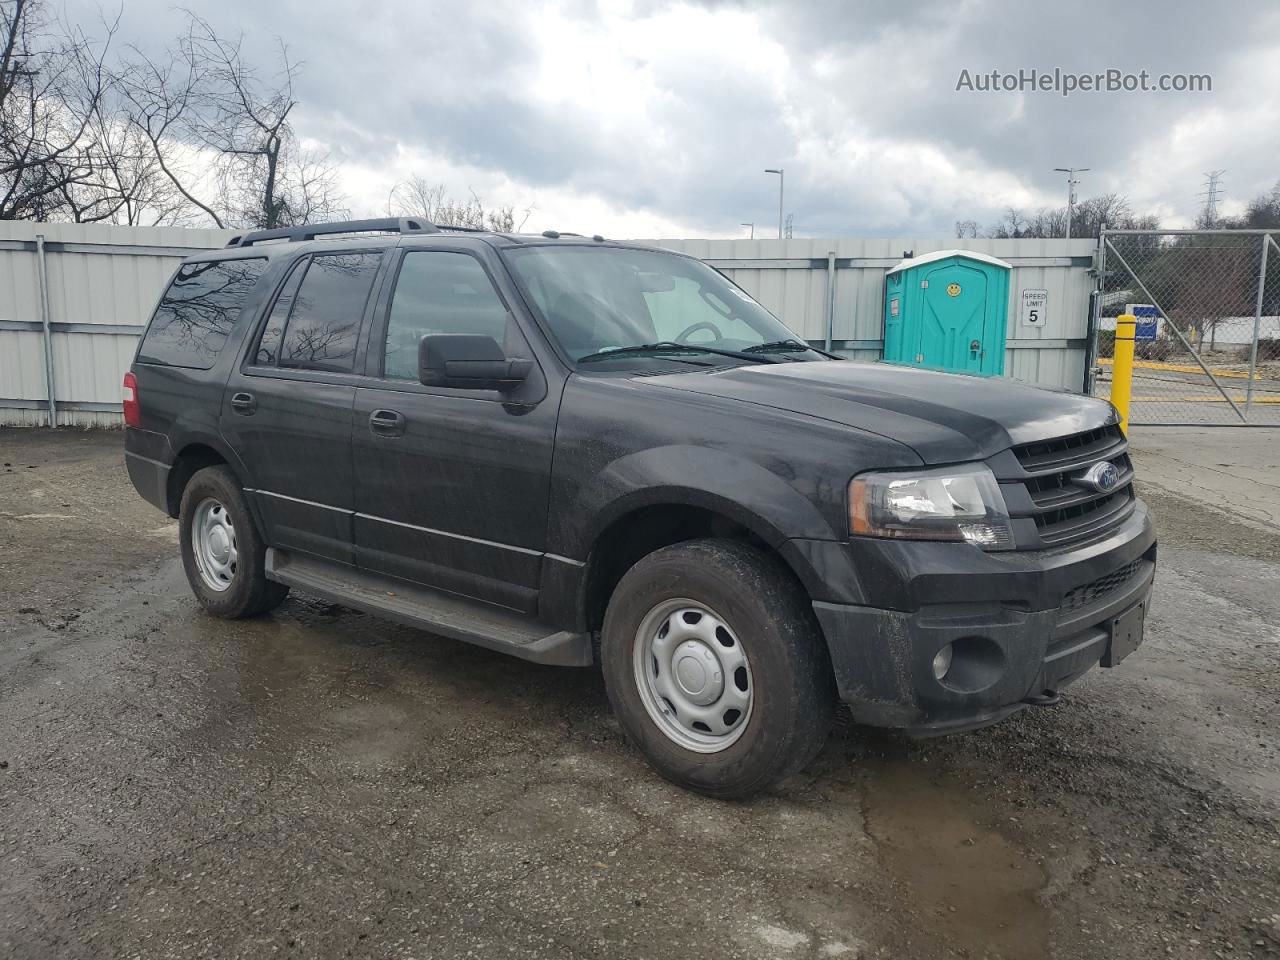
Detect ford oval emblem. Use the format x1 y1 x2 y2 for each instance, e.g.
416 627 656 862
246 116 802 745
1080 461 1121 493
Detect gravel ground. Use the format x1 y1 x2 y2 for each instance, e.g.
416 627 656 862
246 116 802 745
1 427 1278 960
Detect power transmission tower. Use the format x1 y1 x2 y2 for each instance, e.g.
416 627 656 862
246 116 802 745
784 213 794 239
1199 170 1226 226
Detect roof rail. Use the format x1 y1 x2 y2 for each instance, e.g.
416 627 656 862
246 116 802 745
225 217 440 248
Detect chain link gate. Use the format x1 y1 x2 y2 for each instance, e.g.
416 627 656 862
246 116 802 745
1090 229 1280 426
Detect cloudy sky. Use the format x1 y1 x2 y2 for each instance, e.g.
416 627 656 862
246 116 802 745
70 0 1280 237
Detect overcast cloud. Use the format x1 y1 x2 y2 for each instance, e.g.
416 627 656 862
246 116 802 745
66 0 1280 237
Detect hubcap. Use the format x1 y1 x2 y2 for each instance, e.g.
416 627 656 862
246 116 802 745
191 497 238 592
632 598 753 753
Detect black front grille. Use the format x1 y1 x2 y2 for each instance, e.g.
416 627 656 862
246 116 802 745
1033 485 1135 545
1062 559 1141 612
1012 423 1125 471
997 422 1137 549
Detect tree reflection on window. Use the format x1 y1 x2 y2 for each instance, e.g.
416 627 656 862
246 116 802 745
138 258 267 369
275 252 380 372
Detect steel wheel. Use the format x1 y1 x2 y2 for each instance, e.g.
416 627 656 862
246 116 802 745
632 597 753 753
191 497 238 592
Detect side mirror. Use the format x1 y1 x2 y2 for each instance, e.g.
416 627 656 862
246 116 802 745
418 334 534 391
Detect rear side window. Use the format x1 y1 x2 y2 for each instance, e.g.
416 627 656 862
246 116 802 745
275 252 381 372
253 259 307 366
137 258 267 369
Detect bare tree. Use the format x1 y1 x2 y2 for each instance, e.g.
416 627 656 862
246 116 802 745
1223 179 1280 231
976 193 1159 239
0 0 204 224
54 84 196 224
118 12 346 229
387 175 521 231
0 0 119 219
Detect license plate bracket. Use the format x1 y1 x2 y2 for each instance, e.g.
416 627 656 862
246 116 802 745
1102 602 1145 667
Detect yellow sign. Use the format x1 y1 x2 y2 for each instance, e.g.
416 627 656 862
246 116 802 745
946 283 962 297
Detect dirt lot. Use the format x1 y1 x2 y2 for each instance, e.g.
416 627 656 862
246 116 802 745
2 427 1278 960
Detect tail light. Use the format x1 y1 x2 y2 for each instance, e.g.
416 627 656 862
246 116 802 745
122 371 141 427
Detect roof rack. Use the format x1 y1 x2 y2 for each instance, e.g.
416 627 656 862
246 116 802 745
225 217 440 248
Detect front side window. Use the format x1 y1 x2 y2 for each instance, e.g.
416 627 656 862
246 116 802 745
276 251 382 372
382 251 511 381
502 246 817 366
137 258 267 369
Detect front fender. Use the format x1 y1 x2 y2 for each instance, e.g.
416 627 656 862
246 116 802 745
551 444 846 600
588 445 842 546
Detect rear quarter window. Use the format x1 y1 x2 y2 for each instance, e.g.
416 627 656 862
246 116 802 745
137 258 268 369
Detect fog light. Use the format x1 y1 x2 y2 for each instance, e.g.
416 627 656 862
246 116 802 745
932 644 954 681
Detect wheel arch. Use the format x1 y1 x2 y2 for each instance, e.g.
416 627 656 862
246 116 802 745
577 493 831 636
561 445 845 634
166 436 249 519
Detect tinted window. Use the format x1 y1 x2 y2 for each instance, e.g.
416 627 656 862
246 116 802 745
383 252 510 380
253 259 307 366
278 252 381 372
137 258 267 369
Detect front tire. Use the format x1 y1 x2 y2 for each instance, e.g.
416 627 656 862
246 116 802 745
600 539 835 798
178 465 288 618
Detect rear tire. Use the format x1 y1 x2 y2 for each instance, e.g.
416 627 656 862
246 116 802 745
178 465 289 619
600 539 835 799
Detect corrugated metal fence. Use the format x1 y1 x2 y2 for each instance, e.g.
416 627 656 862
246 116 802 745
1 221 233 426
0 223 1095 427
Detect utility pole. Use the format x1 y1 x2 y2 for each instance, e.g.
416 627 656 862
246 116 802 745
740 222 754 239
1198 170 1226 226
764 168 784 239
1054 167 1089 240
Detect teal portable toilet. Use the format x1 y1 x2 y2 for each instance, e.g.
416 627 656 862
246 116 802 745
882 249 1011 376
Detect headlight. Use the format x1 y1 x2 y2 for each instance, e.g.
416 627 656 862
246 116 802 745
848 464 1014 550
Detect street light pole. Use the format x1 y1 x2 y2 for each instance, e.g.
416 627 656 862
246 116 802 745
764 168 784 239
740 222 754 239
1054 166 1089 240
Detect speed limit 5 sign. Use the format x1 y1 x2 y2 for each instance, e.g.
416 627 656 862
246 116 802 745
1020 289 1048 327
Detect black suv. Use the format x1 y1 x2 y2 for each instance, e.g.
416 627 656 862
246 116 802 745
124 217 1156 797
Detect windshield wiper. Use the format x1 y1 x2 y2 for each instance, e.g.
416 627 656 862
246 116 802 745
577 341 782 365
743 339 842 359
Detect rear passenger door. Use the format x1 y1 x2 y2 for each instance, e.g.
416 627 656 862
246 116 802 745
351 245 558 613
221 248 387 565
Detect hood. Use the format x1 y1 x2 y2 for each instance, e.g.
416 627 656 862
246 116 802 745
641 361 1115 464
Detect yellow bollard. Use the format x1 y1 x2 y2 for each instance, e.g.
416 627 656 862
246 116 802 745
1110 314 1136 434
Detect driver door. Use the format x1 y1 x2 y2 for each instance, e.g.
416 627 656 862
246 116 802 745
351 245 558 614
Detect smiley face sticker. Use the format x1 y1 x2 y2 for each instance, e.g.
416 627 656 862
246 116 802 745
946 282 962 297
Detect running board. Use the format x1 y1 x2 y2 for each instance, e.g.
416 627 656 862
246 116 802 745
265 549 593 667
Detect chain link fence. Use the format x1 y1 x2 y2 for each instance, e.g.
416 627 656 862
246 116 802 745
1090 229 1280 425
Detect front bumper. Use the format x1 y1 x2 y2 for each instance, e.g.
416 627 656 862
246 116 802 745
805 500 1157 734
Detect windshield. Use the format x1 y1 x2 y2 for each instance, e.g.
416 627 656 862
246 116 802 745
502 245 819 366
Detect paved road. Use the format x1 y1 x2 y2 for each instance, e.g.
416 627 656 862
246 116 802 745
2 429 1279 960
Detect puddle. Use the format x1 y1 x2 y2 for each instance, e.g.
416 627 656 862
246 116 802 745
861 755 1050 959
